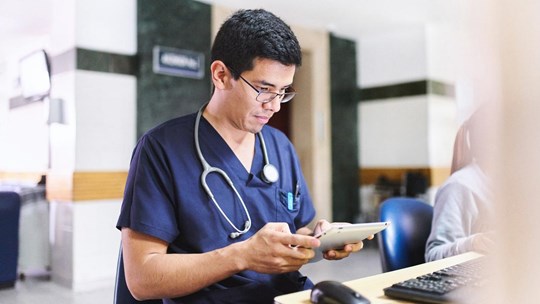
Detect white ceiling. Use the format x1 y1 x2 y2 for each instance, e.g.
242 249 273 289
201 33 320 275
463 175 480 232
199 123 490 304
0 0 457 53
199 0 457 39
0 0 52 41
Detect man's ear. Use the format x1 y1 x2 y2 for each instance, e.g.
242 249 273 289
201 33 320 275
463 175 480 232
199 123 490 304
210 60 231 90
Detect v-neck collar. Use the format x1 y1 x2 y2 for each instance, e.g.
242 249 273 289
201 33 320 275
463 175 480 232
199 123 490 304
199 116 264 183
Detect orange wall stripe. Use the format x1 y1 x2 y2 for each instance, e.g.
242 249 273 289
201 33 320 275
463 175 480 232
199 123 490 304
72 171 128 201
46 171 74 201
0 172 44 184
42 171 128 202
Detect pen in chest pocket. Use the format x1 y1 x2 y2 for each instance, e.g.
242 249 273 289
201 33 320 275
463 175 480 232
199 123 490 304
287 192 293 210
287 183 301 211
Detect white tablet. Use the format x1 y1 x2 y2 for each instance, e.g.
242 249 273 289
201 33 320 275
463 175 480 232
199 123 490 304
310 222 389 262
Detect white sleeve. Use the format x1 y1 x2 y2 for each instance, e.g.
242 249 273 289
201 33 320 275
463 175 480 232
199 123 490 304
425 182 480 262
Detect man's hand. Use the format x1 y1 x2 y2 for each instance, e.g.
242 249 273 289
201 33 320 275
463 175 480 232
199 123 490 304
312 220 374 260
237 223 320 274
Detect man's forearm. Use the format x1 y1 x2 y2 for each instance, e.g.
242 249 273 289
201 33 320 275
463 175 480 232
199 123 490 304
122 228 246 300
129 244 245 300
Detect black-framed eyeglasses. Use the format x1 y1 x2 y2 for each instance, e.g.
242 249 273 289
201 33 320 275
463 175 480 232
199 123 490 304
229 67 297 103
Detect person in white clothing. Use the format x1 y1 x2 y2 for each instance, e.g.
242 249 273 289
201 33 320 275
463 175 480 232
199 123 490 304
425 107 495 262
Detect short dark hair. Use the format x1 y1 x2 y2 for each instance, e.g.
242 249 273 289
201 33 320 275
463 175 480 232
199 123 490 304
211 9 302 79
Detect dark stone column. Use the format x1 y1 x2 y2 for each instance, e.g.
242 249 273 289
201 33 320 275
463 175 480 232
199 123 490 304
137 0 212 137
330 34 360 222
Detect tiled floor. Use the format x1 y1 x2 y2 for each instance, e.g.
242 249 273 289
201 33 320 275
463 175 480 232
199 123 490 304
0 246 382 303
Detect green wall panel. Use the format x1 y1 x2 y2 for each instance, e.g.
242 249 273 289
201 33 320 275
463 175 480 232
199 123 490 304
330 34 360 222
137 0 212 137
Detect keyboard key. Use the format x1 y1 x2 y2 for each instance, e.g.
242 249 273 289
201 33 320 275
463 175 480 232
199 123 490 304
384 257 488 303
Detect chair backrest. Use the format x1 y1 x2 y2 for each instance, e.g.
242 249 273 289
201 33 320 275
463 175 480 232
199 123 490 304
0 191 21 288
114 244 162 304
377 197 433 272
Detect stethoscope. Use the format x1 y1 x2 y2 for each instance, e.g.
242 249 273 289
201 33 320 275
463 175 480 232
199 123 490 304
194 104 279 239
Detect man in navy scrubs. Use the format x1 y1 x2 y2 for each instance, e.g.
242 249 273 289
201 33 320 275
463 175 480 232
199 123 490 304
117 9 365 303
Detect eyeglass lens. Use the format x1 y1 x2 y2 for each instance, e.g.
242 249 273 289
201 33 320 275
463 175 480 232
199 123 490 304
256 91 296 103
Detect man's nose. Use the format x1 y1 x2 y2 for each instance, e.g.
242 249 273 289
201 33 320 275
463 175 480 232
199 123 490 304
264 97 281 113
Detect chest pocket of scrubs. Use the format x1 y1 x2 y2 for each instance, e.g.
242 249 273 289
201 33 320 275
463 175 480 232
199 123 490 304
276 188 301 222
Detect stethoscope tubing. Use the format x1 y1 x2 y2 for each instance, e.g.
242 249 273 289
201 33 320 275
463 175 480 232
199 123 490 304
194 104 252 237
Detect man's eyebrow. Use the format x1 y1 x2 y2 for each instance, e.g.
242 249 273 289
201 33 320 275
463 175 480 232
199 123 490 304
259 80 292 90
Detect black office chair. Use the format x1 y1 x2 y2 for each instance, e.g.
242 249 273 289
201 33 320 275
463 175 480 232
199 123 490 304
0 191 21 289
114 244 162 304
377 197 433 272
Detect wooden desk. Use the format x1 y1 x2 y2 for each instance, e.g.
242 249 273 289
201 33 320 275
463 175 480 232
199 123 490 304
275 252 482 304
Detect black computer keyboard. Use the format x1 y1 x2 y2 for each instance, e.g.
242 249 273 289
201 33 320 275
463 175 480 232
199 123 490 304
383 257 488 303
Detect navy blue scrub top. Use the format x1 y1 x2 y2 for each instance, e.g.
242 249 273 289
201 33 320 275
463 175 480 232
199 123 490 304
117 112 316 303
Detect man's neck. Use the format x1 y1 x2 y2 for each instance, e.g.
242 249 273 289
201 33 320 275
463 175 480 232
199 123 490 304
203 101 255 172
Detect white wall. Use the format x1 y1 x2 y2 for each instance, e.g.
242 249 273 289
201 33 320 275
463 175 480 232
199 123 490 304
425 24 458 85
48 71 76 172
49 0 137 56
46 0 137 291
50 0 75 55
75 0 137 55
359 96 429 167
426 2 501 123
0 35 52 173
358 26 427 88
0 103 49 172
74 71 136 171
359 95 457 169
427 95 458 167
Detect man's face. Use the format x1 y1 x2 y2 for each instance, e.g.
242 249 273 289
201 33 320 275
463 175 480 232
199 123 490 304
228 58 296 134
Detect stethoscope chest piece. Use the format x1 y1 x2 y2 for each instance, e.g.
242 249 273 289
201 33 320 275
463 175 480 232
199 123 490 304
262 163 279 184
256 130 279 184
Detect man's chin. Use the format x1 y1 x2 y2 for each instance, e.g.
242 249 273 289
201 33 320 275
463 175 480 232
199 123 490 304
246 122 265 134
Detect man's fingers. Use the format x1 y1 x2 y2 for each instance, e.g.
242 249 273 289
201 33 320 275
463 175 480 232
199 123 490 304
264 222 292 234
323 241 365 260
280 233 320 249
263 223 314 247
290 246 316 260
349 241 364 252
